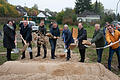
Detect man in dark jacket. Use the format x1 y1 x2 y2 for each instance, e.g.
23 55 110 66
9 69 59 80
49 22 60 59
103 22 109 46
0 31 2 36
91 24 105 63
35 21 47 59
62 24 74 61
77 23 87 62
49 22 53 30
3 20 16 61
20 20 33 59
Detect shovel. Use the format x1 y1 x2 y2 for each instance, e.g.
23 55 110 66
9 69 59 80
20 35 32 53
11 40 20 54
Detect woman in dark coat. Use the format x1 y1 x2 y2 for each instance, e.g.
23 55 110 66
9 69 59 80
3 20 16 61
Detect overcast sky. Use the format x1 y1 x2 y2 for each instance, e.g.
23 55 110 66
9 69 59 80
8 0 120 13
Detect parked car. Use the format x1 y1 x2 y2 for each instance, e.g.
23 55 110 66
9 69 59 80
32 25 39 32
111 21 120 26
20 21 39 32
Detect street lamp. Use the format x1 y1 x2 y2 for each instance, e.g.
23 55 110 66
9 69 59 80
116 0 120 21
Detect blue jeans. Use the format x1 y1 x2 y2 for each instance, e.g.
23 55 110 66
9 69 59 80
49 39 57 58
108 47 120 70
96 49 103 63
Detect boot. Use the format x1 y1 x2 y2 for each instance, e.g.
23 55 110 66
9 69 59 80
36 47 40 57
66 51 70 61
66 57 70 61
42 55 46 59
42 50 47 59
51 57 55 59
35 53 40 57
51 50 55 59
21 52 25 59
29 52 33 59
79 59 84 62
7 53 12 61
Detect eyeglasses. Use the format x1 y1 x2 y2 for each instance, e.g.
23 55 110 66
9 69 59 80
107 28 112 30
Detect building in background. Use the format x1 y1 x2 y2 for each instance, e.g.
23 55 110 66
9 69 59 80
77 10 100 23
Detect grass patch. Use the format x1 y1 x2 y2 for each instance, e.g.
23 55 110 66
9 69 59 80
73 47 120 76
85 26 94 38
0 53 20 65
0 41 23 65
0 40 6 52
57 24 94 38
0 24 3 31
86 48 97 63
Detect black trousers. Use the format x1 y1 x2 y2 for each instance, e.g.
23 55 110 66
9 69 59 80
37 44 47 57
79 48 86 62
22 42 32 58
66 44 71 59
49 39 57 58
7 48 12 61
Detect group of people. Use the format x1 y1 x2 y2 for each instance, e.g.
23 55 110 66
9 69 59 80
90 23 120 71
2 20 120 71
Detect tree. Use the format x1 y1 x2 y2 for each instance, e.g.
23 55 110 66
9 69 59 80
63 8 77 24
45 8 51 12
75 0 92 14
0 0 20 17
117 13 120 21
92 0 104 15
32 4 38 10
56 10 64 24
94 0 99 14
0 0 6 4
56 8 77 25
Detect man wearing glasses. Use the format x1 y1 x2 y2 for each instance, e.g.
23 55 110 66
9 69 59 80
106 25 120 70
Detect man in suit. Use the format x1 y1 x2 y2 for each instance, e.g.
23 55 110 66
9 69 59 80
20 20 33 59
35 21 47 59
49 22 60 59
77 23 87 62
62 24 74 61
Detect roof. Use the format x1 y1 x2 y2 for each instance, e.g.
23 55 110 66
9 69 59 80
16 5 27 15
37 12 46 17
78 10 99 17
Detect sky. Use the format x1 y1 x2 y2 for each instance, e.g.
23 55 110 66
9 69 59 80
8 0 120 13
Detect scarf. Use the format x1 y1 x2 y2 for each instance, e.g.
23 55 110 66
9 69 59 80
7 24 14 30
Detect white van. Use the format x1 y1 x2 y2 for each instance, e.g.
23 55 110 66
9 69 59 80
20 21 39 32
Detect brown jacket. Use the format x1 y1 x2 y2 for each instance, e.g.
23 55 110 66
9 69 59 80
106 30 120 49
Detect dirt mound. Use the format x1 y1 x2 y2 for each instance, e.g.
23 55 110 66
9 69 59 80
0 61 119 80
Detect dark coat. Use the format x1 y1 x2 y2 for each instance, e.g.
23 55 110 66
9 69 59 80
49 23 53 29
38 25 46 36
20 24 32 43
0 31 2 36
3 24 15 49
62 29 74 45
50 26 60 40
91 29 105 48
77 28 87 49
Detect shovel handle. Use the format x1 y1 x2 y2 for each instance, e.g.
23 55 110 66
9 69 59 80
20 35 27 45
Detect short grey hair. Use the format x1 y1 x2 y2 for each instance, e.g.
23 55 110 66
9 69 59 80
64 24 68 28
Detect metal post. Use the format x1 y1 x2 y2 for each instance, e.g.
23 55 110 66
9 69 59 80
116 0 120 21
